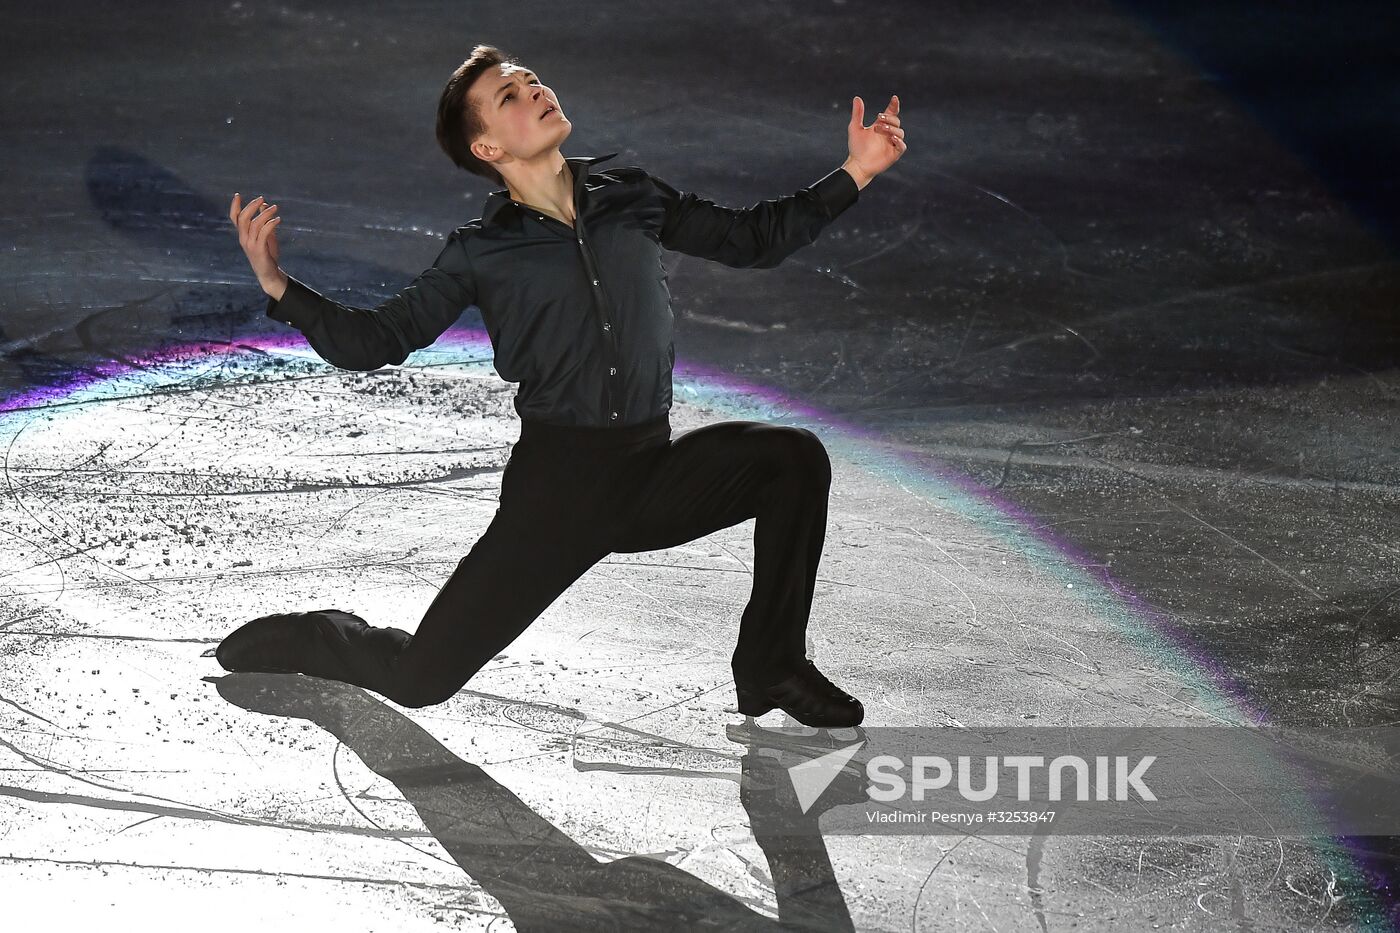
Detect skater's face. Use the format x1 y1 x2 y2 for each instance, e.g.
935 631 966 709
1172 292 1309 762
467 63 571 166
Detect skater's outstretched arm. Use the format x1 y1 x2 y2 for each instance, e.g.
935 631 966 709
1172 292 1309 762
229 193 477 371
643 166 857 270
635 93 906 270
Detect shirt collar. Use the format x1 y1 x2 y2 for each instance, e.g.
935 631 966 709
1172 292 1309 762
481 151 620 228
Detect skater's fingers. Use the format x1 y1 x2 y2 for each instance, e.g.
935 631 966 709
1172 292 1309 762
242 201 277 252
256 215 282 251
235 195 268 239
250 204 279 246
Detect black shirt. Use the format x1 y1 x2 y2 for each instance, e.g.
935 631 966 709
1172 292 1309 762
265 152 861 427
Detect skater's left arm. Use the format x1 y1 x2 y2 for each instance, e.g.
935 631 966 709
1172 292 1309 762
646 94 906 269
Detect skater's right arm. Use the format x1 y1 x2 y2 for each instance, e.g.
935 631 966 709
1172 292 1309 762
229 193 476 371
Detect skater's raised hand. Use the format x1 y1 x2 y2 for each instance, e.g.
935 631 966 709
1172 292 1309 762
229 192 288 296
844 94 906 187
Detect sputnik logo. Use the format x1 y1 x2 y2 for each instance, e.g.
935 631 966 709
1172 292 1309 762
787 740 866 814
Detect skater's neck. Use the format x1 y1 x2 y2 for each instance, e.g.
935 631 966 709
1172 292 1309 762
502 151 576 227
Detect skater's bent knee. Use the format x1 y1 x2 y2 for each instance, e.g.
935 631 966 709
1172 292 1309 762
782 427 831 485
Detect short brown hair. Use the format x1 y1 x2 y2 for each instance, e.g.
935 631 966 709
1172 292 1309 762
436 44 521 188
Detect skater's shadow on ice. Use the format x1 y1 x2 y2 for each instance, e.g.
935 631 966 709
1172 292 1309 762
207 671 862 932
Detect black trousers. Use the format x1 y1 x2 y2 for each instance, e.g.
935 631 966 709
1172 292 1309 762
287 413 833 709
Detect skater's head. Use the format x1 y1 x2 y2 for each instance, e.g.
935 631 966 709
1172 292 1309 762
437 44 571 189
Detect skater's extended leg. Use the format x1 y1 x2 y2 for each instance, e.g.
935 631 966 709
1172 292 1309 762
380 503 608 708
218 443 610 709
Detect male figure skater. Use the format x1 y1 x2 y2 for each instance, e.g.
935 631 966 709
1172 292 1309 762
217 45 907 728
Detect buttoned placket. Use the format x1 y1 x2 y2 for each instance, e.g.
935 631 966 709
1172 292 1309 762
528 173 624 425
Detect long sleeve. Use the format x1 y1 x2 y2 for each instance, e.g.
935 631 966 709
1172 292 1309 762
647 166 859 269
265 230 477 371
